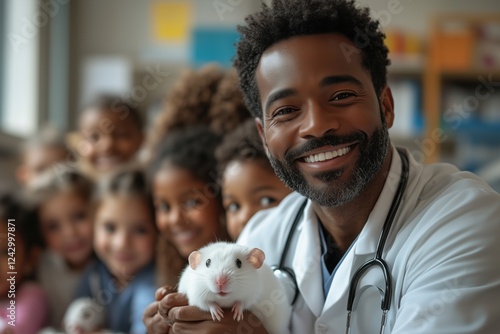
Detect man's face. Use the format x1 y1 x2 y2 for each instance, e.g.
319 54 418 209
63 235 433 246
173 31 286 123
255 34 394 207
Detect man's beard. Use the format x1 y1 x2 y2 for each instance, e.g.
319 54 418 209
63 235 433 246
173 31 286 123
267 125 390 207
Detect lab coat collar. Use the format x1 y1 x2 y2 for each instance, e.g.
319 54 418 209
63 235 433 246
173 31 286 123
353 145 403 256
293 199 325 317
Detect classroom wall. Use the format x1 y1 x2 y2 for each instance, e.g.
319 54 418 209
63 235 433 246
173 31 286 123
68 0 500 128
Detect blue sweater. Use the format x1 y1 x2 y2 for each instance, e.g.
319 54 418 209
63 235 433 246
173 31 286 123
75 259 156 334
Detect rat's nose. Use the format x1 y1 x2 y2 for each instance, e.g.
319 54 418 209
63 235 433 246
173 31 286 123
215 275 229 288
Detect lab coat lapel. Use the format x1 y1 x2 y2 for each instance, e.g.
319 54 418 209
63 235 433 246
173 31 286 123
293 202 324 317
324 147 403 310
323 242 374 312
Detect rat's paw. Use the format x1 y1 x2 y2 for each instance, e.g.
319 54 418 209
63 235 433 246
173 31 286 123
232 301 244 321
209 302 224 321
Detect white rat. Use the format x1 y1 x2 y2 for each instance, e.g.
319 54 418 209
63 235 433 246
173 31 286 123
39 298 122 334
178 242 291 334
63 297 106 334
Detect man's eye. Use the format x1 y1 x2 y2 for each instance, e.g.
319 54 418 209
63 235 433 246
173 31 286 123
331 92 355 101
274 107 297 117
260 196 277 207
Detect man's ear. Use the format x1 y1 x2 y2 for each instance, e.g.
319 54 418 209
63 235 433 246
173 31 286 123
379 86 395 129
255 117 269 156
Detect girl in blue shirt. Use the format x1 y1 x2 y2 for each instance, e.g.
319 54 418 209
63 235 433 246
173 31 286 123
76 167 157 334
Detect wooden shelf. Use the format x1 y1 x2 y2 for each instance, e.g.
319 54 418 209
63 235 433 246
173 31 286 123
388 55 425 77
423 13 500 163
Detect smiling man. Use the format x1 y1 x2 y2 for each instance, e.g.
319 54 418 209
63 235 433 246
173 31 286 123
144 1 500 333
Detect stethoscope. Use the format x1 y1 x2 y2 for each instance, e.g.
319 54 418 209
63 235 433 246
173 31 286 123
272 148 409 334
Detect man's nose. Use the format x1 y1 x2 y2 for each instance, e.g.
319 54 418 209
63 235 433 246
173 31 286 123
298 100 340 139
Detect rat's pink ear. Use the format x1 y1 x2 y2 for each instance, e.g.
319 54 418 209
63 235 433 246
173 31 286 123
188 251 202 269
247 248 265 269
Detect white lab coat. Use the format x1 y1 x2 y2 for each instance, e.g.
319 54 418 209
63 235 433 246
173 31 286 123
237 146 500 334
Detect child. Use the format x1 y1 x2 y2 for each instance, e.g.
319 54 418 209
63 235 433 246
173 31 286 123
78 95 144 176
16 125 71 186
145 65 251 162
149 126 230 286
216 119 292 240
0 190 48 334
75 167 157 334
27 168 95 329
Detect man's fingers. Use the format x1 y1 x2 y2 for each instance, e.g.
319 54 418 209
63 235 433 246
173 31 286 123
155 285 177 301
158 292 189 318
168 305 214 322
143 300 159 319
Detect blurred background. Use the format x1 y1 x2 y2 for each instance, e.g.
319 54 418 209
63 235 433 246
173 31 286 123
1 0 500 190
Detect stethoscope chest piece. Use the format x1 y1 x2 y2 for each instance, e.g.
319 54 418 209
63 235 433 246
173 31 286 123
271 267 299 305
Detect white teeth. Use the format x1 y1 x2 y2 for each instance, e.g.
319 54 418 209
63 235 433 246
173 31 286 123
304 146 351 163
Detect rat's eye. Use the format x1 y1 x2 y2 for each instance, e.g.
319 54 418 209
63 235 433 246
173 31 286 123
82 310 92 320
206 259 211 267
236 259 242 268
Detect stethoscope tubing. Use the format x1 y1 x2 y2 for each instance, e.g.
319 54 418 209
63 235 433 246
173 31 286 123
273 148 410 320
346 148 409 313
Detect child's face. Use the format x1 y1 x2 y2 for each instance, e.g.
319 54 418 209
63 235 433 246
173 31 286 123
223 160 292 240
79 108 144 172
94 196 156 279
0 223 28 296
39 191 94 269
18 146 68 185
153 166 225 258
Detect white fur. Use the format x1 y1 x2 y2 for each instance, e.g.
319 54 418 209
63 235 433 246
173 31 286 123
178 242 291 334
63 298 105 334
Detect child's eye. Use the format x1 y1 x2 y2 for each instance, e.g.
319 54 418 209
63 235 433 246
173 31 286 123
156 201 170 213
103 223 116 233
260 196 277 207
133 226 148 235
226 202 240 213
113 131 131 139
44 220 60 233
71 210 87 222
88 132 100 143
183 198 202 210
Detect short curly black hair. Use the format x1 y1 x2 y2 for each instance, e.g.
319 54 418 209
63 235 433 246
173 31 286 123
80 93 144 130
234 0 390 119
150 126 222 188
215 119 270 177
0 189 41 251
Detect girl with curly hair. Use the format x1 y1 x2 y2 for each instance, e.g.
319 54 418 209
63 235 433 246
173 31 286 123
145 64 251 161
216 119 291 240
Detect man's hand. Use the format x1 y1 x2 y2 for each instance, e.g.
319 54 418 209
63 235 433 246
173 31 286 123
144 285 269 334
143 286 184 334
168 299 269 334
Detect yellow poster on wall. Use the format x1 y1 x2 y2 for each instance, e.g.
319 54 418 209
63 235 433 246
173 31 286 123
151 2 191 43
